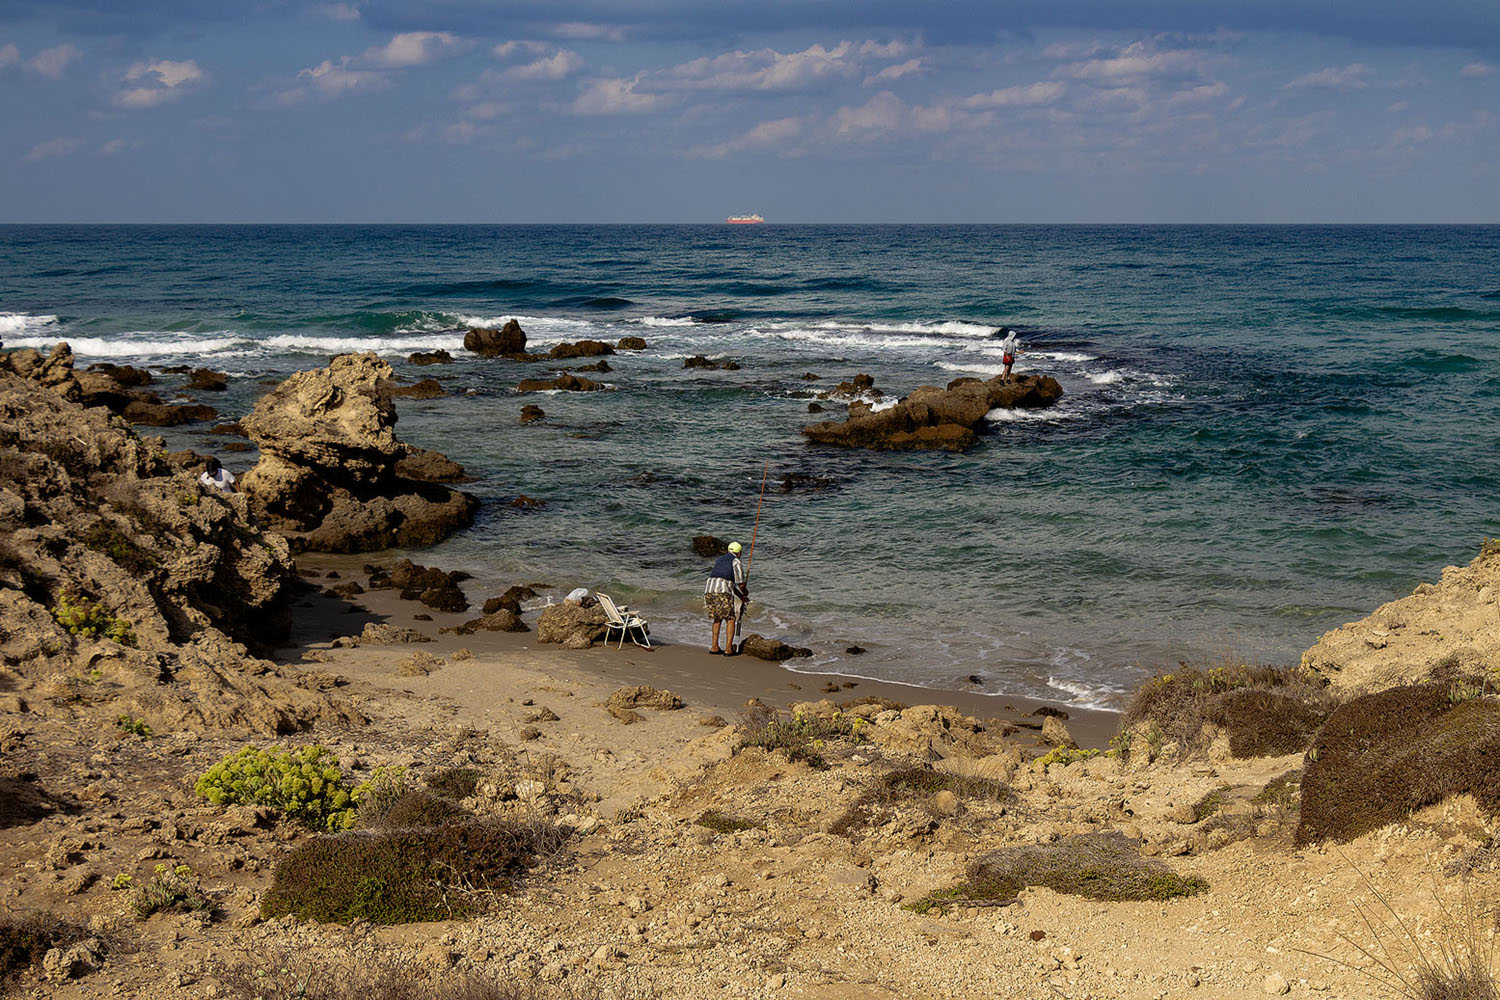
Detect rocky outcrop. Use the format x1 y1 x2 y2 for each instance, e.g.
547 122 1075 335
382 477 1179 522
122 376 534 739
549 340 614 360
684 355 739 370
516 375 601 392
617 337 648 351
520 405 545 423
740 634 813 661
464 320 526 357
0 367 357 736
408 350 453 366
442 609 528 635
802 373 1063 452
484 585 538 615
366 558 469 612
184 369 228 391
2 344 217 426
395 448 471 483
1302 548 1500 698
238 353 478 553
692 535 728 557
536 604 608 649
387 378 445 399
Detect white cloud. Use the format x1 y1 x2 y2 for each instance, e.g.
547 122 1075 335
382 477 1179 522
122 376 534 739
503 48 583 81
98 138 143 156
115 58 204 108
1461 61 1497 77
1387 100 1410 114
960 81 1067 109
551 22 627 42
361 31 469 69
664 40 909 93
1166 81 1230 106
831 90 906 139
315 3 363 20
693 116 805 158
290 58 386 100
1284 63 1373 90
1060 41 1210 82
571 75 665 114
28 43 80 79
864 58 923 87
465 101 507 120
26 136 84 161
0 43 18 69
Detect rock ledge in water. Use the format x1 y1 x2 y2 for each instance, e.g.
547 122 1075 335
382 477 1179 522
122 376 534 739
802 373 1062 452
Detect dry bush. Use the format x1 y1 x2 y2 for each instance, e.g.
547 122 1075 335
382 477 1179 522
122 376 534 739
735 704 865 769
910 832 1207 913
0 912 87 980
1120 663 1333 760
361 789 470 830
694 809 760 834
837 696 908 713
1297 683 1500 845
427 767 481 800
260 819 568 924
830 767 1009 838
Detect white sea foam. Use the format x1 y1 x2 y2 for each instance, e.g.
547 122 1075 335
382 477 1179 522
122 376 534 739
984 406 1080 423
1030 350 1096 362
260 332 465 355
5 334 246 358
457 314 596 341
0 312 59 335
936 361 1008 377
635 316 697 328
1086 369 1125 385
1045 675 1129 711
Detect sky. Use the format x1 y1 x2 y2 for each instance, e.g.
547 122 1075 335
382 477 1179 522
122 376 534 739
0 1 1497 222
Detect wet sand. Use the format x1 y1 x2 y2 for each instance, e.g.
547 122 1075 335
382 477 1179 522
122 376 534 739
284 557 1120 750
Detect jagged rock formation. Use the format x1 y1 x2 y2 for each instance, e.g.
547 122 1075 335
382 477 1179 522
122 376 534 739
536 604 607 649
239 353 478 553
1302 547 1500 698
0 367 357 735
464 321 527 357
516 375 601 392
802 374 1063 452
0 343 216 426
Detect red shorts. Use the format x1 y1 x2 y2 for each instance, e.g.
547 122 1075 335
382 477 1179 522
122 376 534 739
1003 354 1015 365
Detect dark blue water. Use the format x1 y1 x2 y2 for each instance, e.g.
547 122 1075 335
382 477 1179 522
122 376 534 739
4 224 1498 708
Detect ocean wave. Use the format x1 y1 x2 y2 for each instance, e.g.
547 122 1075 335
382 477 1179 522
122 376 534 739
1085 370 1125 385
634 317 697 328
0 312 59 335
808 319 998 339
260 332 466 355
1045 674 1129 711
456 314 597 341
936 361 1008 377
1029 350 1096 362
5 334 246 358
984 406 1080 423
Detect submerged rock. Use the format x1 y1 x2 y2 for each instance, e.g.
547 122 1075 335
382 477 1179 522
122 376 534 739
387 377 446 399
616 337 647 351
408 350 454 366
516 375 601 392
692 535 728 557
549 340 614 360
520 404 545 423
803 373 1063 452
239 353 478 553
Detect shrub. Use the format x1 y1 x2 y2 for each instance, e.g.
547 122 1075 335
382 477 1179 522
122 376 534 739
0 912 87 980
131 863 210 919
695 809 760 834
830 767 1009 838
427 767 482 800
259 819 568 924
1119 663 1333 760
82 522 159 577
1296 682 1500 845
908 832 1208 914
1482 537 1500 558
51 590 137 646
737 705 866 769
116 714 152 739
362 789 469 830
1034 746 1103 768
195 746 389 832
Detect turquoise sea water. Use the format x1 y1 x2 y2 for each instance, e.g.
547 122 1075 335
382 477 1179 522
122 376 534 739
3 224 1498 709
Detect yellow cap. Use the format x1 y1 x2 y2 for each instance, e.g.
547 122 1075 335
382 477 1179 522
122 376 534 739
727 541 742 554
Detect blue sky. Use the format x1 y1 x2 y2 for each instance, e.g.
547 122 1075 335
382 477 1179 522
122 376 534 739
0 1 1496 222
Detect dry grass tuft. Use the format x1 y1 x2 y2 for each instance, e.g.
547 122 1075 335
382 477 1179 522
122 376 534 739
0 912 87 980
830 766 1009 838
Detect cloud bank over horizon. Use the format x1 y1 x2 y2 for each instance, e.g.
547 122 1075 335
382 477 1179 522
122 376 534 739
0 1 1496 221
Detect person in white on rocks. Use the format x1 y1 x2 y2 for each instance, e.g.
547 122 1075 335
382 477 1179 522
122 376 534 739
998 328 1022 383
199 456 235 493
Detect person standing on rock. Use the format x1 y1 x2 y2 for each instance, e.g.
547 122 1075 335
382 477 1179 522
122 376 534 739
705 541 748 655
199 456 236 493
998 328 1022 383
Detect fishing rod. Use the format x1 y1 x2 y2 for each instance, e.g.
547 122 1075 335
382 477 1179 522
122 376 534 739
734 461 770 651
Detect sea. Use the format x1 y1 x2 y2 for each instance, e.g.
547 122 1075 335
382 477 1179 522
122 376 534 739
3 224 1498 711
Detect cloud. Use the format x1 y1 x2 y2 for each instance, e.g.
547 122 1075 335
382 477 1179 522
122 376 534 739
28 43 80 79
864 58 923 87
571 74 666 114
25 137 84 161
960 81 1068 109
0 44 18 70
693 115 806 158
1058 40 1212 82
361 31 469 68
1284 63 1373 89
1461 61 1497 77
550 22 628 42
315 3 363 20
831 90 907 139
98 138 143 156
499 47 583 81
115 58 204 108
662 40 909 93
280 58 388 103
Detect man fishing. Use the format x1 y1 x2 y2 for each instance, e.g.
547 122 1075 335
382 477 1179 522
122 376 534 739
705 541 748 655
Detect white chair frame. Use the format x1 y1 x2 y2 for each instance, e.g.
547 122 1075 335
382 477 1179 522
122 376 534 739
596 593 652 649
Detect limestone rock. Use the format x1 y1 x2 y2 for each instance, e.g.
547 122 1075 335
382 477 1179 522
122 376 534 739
516 374 601 392
607 685 683 712
408 350 453 366
395 447 471 484
536 604 608 649
442 609 529 635
740 634 813 661
238 353 477 553
616 337 647 350
387 377 445 399
464 320 527 357
520 404 545 423
803 373 1063 452
549 339 614 359
1041 716 1077 749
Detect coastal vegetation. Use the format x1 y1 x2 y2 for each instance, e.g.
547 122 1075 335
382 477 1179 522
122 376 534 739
194 746 391 832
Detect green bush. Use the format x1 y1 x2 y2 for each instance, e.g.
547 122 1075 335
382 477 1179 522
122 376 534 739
131 863 210 920
1119 663 1332 760
116 714 152 739
0 912 87 981
1296 682 1500 845
695 809 760 834
51 591 136 646
426 767 482 800
195 746 390 832
82 522 159 577
908 832 1207 914
259 820 568 925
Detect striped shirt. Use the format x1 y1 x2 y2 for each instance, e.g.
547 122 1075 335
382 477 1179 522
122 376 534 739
704 555 745 595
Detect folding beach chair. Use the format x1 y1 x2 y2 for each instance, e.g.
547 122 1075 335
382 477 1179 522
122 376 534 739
596 593 652 649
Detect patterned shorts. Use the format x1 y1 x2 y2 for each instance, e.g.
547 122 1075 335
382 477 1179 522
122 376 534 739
704 593 734 621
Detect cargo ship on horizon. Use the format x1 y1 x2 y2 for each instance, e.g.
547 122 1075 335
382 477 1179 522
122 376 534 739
726 214 764 224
